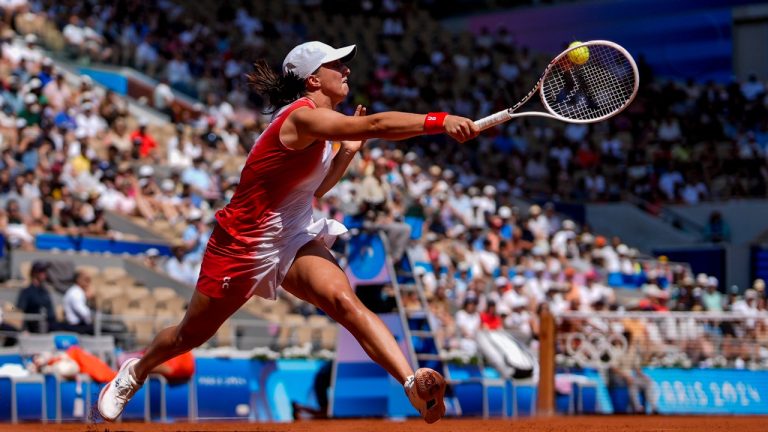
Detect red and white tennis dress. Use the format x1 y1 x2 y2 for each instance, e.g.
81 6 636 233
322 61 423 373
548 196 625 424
197 97 347 300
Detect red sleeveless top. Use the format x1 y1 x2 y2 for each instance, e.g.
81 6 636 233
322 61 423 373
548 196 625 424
215 97 331 245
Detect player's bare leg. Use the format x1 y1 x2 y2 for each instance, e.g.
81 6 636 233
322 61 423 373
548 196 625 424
282 239 445 422
98 290 248 421
133 290 249 379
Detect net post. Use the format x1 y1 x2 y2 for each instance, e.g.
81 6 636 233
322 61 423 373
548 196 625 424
536 306 556 417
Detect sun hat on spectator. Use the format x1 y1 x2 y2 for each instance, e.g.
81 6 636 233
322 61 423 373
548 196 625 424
494 276 508 288
753 278 765 292
643 283 668 299
145 248 160 257
532 261 546 272
616 244 629 255
510 297 528 310
212 160 226 171
745 289 758 300
498 206 512 219
707 276 718 287
528 204 541 216
580 232 594 245
696 273 709 286
282 41 357 79
562 220 576 230
187 208 203 221
512 275 526 286
138 165 154 177
161 179 175 192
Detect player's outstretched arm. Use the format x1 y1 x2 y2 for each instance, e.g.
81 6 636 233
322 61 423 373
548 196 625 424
284 107 478 150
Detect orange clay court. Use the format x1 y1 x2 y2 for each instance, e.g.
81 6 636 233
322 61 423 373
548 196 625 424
0 417 763 432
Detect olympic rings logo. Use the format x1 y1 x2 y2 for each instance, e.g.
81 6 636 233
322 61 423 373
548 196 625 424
563 332 628 369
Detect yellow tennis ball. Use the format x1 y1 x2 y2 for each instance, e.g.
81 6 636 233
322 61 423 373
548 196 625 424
567 41 589 65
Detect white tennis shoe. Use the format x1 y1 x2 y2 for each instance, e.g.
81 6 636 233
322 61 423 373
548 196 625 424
404 368 446 424
98 358 143 421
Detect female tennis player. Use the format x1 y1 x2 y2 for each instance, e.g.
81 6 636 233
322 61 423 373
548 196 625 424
98 41 478 424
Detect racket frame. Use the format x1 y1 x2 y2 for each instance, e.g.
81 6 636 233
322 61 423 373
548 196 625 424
474 40 639 130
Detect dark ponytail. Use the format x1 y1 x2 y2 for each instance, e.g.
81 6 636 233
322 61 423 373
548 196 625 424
247 60 306 114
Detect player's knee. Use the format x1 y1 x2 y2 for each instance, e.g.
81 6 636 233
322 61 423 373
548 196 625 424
329 290 362 320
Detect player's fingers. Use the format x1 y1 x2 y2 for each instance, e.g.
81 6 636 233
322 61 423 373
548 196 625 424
354 104 363 116
468 121 480 137
460 122 472 140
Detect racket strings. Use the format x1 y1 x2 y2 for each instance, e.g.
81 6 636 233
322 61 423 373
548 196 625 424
542 45 636 121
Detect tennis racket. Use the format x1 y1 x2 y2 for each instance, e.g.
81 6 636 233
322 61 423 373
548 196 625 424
475 40 639 130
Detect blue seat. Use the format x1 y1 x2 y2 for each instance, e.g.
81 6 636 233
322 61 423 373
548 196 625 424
404 216 424 240
607 272 624 287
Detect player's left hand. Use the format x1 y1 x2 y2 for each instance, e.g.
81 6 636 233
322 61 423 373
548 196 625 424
340 105 367 153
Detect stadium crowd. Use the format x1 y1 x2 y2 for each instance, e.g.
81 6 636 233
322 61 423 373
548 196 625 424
0 0 767 374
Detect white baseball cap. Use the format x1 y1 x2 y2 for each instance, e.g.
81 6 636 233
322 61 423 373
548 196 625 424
282 41 357 79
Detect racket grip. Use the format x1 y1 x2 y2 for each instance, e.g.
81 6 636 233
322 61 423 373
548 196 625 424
474 109 512 131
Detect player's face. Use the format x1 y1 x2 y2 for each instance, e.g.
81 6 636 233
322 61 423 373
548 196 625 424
317 60 350 103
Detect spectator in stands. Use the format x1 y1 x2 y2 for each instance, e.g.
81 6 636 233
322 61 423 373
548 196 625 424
0 198 35 250
701 276 724 312
702 211 731 243
62 270 94 334
455 297 481 355
637 284 670 312
608 332 658 414
129 119 157 160
164 244 197 286
16 261 57 333
142 248 162 272
0 309 18 346
480 300 502 331
153 78 175 119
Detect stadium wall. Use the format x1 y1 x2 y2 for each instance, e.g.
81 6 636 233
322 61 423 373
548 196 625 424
584 203 699 253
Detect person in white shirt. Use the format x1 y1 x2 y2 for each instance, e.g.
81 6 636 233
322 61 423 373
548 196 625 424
454 298 481 355
63 271 93 333
501 275 529 315
153 79 175 116
164 245 197 285
75 102 107 138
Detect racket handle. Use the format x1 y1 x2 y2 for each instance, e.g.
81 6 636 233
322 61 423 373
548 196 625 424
474 109 513 131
